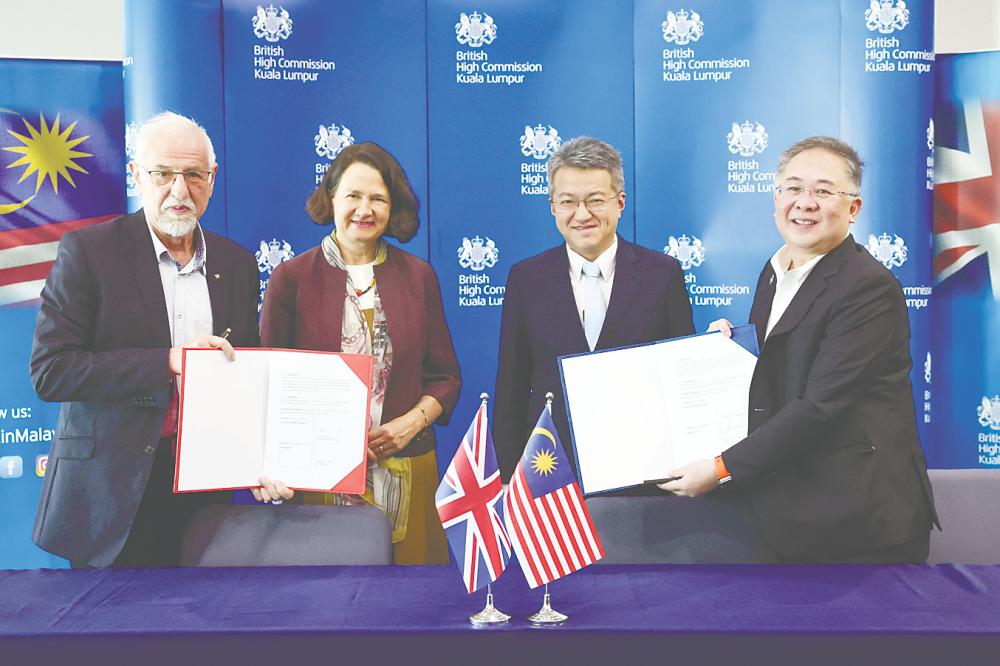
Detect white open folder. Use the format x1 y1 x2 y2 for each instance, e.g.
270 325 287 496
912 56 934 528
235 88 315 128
174 348 373 494
559 326 759 495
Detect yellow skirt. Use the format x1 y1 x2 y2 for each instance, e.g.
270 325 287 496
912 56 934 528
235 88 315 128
392 448 448 565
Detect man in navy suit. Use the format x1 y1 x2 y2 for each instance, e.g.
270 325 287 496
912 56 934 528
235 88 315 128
494 136 694 480
661 136 937 563
30 112 260 567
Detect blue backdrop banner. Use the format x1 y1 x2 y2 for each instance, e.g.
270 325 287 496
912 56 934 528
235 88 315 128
221 0 430 313
635 0 934 451
124 0 227 234
427 0 636 470
3 0 956 569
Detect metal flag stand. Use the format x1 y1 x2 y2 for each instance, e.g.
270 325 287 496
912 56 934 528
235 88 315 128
468 393 510 626
528 393 568 626
529 584 567 625
469 582 510 626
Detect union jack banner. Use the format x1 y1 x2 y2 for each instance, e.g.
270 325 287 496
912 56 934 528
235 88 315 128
933 98 1000 298
435 401 510 593
503 406 604 589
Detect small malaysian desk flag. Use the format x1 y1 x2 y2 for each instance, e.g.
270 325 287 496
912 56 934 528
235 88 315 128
503 404 604 588
435 397 511 594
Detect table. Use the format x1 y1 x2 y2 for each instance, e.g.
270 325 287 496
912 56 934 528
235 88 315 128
3 564 999 664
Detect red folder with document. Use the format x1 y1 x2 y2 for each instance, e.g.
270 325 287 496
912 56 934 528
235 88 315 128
174 348 373 495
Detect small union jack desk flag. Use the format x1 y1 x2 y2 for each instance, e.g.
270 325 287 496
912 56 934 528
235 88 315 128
435 400 511 593
503 405 604 588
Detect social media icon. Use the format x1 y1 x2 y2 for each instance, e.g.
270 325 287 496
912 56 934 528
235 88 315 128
0 456 24 479
35 454 48 477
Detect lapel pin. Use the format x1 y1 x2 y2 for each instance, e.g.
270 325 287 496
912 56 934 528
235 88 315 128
214 273 222 280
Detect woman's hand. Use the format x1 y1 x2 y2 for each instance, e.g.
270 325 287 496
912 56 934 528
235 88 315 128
367 411 423 460
367 397 443 461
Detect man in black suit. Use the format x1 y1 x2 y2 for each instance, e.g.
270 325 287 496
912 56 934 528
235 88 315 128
31 112 260 567
494 136 693 480
662 136 938 563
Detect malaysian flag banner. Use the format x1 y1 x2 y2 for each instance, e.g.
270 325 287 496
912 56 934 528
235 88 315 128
435 400 511 593
0 59 123 569
504 406 604 589
0 59 125 307
931 51 1000 468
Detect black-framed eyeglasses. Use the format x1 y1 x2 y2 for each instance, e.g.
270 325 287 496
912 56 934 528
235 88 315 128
775 185 858 200
139 166 214 187
550 193 621 214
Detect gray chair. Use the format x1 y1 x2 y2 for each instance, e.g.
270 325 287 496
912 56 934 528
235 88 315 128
179 503 393 566
586 491 769 564
927 468 1000 564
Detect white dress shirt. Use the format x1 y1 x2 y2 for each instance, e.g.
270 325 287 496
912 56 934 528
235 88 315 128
567 237 617 328
147 223 212 346
764 246 827 340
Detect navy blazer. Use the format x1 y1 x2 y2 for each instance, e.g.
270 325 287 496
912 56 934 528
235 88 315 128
722 235 938 560
494 237 694 480
30 211 260 566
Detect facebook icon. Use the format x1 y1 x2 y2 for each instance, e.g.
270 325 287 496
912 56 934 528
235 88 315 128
0 456 24 479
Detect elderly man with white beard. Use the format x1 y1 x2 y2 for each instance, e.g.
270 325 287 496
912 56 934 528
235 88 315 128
30 112 260 567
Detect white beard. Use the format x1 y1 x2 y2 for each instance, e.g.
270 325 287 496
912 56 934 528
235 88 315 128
156 197 199 238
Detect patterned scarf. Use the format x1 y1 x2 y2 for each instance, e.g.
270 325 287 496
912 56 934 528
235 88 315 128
317 231 411 543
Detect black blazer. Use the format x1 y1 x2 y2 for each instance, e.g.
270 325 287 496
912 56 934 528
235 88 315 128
30 210 260 566
723 235 938 560
494 236 694 480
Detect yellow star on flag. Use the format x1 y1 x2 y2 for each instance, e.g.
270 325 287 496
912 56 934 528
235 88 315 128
1 113 92 214
531 448 558 476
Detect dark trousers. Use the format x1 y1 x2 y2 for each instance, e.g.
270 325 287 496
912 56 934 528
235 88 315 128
768 532 931 564
112 437 213 567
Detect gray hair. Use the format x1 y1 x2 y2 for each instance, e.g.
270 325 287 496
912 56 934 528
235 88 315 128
134 111 217 167
776 136 863 191
547 136 625 192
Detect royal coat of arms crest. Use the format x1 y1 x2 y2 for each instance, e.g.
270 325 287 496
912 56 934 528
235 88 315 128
864 0 909 34
979 395 1000 431
253 5 293 42
315 124 355 160
520 124 561 160
256 239 294 275
866 233 908 269
456 11 497 48
663 234 706 270
458 236 499 271
727 121 768 157
662 9 704 45
458 236 500 271
125 121 139 194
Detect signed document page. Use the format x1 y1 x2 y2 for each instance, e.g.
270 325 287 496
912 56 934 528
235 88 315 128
560 327 757 494
175 348 372 494
262 351 369 492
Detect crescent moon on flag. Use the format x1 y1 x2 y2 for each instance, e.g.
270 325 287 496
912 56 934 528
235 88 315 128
0 107 33 214
0 194 35 215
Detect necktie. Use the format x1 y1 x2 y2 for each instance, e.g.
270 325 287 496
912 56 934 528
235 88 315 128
581 261 606 351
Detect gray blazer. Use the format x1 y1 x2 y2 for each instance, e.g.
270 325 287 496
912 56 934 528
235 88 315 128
30 211 260 566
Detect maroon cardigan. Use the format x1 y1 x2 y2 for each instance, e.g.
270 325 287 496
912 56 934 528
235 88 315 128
260 244 462 457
